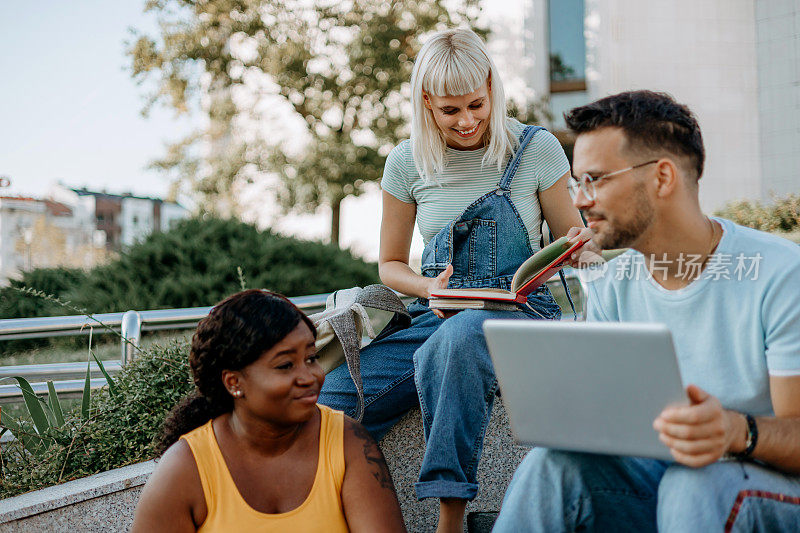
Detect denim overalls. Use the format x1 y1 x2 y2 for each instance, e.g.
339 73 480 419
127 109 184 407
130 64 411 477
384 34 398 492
319 126 563 501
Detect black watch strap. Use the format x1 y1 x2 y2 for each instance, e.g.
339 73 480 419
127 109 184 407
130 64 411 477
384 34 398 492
733 413 758 459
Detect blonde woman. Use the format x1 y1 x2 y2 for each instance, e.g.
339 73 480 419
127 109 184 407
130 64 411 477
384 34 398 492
319 28 593 532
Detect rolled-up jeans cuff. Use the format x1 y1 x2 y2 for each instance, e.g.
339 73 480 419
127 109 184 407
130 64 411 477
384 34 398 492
414 480 479 501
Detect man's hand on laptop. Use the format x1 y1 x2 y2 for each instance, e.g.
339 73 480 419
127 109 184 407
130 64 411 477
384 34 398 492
653 384 747 467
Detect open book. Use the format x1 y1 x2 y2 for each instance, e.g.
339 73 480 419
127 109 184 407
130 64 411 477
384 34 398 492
428 236 589 311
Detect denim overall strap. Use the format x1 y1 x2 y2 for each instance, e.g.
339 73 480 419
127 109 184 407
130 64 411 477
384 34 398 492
420 124 562 292
498 125 544 191
502 125 577 318
558 269 577 319
547 225 578 320
508 126 576 318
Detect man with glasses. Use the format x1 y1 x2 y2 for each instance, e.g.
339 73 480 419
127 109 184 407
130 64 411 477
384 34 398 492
494 90 800 531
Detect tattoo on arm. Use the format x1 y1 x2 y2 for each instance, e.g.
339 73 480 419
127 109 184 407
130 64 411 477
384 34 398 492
351 422 395 491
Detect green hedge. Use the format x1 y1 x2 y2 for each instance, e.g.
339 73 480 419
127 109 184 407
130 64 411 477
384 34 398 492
714 193 800 233
67 216 379 312
0 341 193 499
0 268 90 355
0 217 379 356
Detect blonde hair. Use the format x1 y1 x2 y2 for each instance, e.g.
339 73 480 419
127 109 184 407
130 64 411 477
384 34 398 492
410 28 517 181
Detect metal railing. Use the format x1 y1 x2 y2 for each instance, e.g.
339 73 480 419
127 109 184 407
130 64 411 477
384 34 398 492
0 293 333 402
0 277 585 402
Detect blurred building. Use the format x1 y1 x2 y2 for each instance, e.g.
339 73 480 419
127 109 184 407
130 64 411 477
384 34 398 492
522 0 800 211
0 185 188 283
49 185 189 249
0 195 105 282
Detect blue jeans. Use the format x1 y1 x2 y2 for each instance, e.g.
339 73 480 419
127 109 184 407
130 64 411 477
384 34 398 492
319 297 560 500
493 449 800 532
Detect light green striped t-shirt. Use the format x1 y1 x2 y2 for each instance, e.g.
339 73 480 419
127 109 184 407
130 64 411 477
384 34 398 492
380 119 570 248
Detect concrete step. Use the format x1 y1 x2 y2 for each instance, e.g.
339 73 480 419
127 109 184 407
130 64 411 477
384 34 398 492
379 401 528 532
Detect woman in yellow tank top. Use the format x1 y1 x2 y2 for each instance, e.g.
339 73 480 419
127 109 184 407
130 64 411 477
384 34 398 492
132 290 406 532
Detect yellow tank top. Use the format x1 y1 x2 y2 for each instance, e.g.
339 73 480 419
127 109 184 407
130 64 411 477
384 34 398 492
181 404 349 532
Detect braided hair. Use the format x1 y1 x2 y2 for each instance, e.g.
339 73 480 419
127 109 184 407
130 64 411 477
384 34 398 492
155 289 316 456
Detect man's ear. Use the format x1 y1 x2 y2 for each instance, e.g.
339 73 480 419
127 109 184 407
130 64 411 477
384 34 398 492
654 158 680 198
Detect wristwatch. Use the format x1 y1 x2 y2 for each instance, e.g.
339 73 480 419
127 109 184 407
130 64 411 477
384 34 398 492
732 413 758 459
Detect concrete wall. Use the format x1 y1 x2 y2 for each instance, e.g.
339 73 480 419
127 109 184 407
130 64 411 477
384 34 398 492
0 461 153 533
586 0 763 212
755 0 800 200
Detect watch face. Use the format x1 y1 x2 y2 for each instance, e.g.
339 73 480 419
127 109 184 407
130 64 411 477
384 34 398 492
741 413 757 456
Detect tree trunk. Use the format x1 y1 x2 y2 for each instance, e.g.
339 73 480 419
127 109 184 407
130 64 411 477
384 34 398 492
330 197 341 247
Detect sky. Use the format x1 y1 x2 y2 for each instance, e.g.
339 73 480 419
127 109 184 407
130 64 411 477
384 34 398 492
0 1 524 261
0 1 196 200
0 1 523 203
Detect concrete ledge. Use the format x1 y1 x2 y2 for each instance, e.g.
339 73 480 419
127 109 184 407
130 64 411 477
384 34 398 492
381 400 529 532
0 402 525 532
0 461 153 532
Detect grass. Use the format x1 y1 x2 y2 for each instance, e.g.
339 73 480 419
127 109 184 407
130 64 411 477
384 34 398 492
1 397 83 421
0 331 192 366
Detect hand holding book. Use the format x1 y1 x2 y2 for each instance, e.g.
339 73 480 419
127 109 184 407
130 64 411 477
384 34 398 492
426 264 454 319
561 227 601 268
428 234 602 311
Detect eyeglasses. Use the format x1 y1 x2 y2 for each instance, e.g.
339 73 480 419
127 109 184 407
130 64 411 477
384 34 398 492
567 160 658 201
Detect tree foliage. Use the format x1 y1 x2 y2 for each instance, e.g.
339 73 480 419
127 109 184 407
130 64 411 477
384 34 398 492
69 216 379 312
129 0 484 243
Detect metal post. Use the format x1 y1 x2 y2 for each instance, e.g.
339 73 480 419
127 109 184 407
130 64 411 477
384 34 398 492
120 310 142 365
578 276 589 321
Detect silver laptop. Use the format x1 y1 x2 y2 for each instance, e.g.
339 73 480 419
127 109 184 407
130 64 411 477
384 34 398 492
483 320 686 461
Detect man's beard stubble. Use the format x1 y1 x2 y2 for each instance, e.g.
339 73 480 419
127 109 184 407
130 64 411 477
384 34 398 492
590 182 654 250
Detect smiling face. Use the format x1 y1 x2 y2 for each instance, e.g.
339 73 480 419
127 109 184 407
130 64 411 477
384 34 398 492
571 127 655 249
424 83 491 150
226 320 323 426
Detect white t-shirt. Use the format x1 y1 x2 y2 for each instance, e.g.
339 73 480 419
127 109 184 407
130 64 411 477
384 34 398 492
585 217 800 416
380 118 571 248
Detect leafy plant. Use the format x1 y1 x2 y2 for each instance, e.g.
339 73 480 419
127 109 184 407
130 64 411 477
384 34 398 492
0 340 192 498
714 193 800 233
0 321 120 458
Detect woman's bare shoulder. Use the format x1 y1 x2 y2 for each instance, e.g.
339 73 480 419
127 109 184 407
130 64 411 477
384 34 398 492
131 439 207 532
155 438 200 480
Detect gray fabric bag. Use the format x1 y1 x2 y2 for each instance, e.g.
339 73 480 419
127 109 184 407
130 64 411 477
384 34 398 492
309 284 410 421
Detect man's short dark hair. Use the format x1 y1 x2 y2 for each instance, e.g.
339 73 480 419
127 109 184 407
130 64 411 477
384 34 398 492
564 90 705 180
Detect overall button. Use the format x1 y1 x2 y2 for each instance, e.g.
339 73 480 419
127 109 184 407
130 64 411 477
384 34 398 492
495 189 506 196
